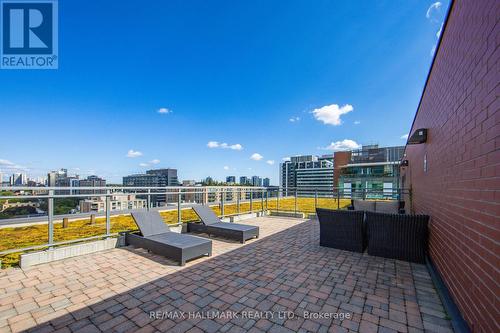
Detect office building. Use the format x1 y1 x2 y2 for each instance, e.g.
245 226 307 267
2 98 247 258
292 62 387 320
280 155 334 196
9 173 27 186
182 180 196 186
78 175 106 194
226 176 236 184
336 145 404 198
123 168 179 205
251 176 262 187
263 178 270 187
47 169 70 187
123 168 179 187
239 176 249 185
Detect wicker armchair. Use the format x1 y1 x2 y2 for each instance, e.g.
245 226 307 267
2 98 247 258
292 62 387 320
365 212 429 263
316 208 365 253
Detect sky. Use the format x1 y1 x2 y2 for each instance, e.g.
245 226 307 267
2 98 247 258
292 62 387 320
0 0 449 184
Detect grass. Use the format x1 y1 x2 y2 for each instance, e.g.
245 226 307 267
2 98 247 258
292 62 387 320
0 197 350 267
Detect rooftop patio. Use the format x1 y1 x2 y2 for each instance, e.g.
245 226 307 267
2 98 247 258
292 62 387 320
0 217 452 333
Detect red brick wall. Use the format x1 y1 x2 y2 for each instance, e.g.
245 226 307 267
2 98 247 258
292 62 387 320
401 1 499 332
333 151 352 186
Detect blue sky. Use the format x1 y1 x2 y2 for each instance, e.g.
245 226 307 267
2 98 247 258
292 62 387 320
0 0 448 184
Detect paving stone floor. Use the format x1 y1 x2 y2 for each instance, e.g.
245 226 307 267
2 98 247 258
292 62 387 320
0 217 453 333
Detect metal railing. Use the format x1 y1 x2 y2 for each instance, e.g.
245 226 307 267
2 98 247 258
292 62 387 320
0 185 407 256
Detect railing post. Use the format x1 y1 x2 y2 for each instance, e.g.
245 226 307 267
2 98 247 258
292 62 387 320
221 188 225 217
147 189 151 210
237 189 240 214
315 189 318 210
48 190 54 249
337 188 340 209
261 189 264 214
265 190 269 211
178 189 182 224
106 190 111 237
250 190 253 212
277 189 279 211
294 189 297 215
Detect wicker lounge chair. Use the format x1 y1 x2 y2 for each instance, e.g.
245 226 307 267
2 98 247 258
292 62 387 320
316 208 365 252
365 212 429 263
126 211 212 266
188 205 259 243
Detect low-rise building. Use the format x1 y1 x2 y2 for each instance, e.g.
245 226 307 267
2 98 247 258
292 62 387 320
0 200 40 212
79 194 147 213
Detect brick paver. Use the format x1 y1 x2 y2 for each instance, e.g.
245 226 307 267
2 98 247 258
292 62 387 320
0 217 453 332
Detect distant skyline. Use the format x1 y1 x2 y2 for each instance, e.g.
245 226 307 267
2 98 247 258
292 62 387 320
0 1 448 184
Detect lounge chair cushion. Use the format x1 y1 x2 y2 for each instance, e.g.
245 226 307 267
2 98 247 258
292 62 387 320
147 232 211 249
131 211 170 237
375 201 400 214
208 222 257 232
192 205 221 225
353 200 376 212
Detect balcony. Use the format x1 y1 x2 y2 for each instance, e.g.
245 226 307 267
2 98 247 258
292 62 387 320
0 215 454 333
0 186 456 332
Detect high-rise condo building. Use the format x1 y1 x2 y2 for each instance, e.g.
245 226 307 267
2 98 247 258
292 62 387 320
251 176 262 187
263 178 270 187
9 173 28 186
280 155 334 196
239 176 249 185
226 176 236 184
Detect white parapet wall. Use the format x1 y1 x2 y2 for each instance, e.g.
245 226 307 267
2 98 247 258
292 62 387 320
20 237 122 269
223 211 267 223
268 211 305 218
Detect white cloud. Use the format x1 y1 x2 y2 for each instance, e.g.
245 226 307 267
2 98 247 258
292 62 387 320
0 159 29 172
266 160 275 165
311 104 353 126
430 45 437 56
206 141 243 150
400 134 409 140
158 108 172 114
354 120 361 125
320 139 361 151
250 153 263 161
426 2 442 19
149 159 160 164
289 116 300 122
139 162 149 167
436 23 443 38
126 149 143 158
223 166 229 170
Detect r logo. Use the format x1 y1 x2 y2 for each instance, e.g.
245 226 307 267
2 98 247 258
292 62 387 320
1 0 58 69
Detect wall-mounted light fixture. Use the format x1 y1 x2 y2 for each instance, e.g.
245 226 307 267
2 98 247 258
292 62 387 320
408 128 428 144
